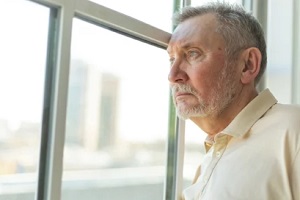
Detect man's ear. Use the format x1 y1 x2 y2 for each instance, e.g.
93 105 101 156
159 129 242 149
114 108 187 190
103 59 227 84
240 47 261 84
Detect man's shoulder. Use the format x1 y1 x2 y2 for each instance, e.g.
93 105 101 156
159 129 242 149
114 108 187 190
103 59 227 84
271 103 300 116
263 103 300 130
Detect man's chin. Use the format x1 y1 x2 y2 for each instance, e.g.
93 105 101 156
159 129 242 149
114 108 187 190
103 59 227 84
176 108 194 120
176 107 208 119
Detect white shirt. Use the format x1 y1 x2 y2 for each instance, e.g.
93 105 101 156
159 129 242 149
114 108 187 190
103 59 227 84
183 89 300 200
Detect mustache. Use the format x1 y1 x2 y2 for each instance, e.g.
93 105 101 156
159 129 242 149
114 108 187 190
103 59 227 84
171 84 198 96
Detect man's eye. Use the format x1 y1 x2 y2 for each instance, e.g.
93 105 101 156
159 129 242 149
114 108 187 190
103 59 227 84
187 51 200 60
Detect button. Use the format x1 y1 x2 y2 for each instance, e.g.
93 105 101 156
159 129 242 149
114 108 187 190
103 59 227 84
216 151 221 157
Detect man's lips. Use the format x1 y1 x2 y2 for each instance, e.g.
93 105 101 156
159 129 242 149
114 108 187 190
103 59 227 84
175 92 193 100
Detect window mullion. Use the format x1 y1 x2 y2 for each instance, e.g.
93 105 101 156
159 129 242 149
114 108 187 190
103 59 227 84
34 0 75 200
45 1 74 200
36 7 60 200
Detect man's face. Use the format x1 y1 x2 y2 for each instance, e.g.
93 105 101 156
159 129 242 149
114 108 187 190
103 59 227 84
167 14 241 119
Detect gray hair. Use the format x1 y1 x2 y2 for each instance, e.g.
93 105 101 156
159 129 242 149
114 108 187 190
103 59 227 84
173 2 267 85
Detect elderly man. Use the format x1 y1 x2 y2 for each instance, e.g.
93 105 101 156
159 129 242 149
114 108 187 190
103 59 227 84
167 2 300 200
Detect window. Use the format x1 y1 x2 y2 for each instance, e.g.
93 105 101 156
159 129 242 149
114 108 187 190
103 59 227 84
266 0 293 103
62 15 170 200
0 1 49 199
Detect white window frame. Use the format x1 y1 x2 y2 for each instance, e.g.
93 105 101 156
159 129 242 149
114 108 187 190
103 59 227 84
27 1 171 200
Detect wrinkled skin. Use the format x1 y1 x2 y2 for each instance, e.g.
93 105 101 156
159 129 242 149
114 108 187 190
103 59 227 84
167 13 259 135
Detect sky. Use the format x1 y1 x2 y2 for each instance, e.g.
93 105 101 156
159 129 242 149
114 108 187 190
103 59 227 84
0 1 49 123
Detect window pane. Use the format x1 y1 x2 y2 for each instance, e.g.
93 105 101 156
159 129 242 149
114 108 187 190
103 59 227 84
0 1 49 199
266 0 293 103
183 121 206 188
90 0 173 33
62 18 170 200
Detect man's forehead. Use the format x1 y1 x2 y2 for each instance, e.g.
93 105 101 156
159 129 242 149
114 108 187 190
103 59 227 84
167 14 220 53
167 24 198 50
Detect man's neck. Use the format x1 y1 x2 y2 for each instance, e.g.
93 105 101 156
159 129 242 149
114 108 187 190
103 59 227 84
190 87 258 136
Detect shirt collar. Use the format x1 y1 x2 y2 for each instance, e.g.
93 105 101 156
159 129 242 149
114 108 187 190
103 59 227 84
222 88 277 138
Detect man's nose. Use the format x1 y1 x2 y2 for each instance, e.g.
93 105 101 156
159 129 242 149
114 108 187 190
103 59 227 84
168 59 188 84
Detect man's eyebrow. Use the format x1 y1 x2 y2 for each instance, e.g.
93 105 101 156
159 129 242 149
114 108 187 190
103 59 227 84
167 41 200 55
181 41 202 49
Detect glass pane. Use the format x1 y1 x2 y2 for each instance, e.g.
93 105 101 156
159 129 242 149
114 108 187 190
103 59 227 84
266 0 293 103
0 1 49 200
183 121 206 188
62 18 170 200
90 0 173 33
